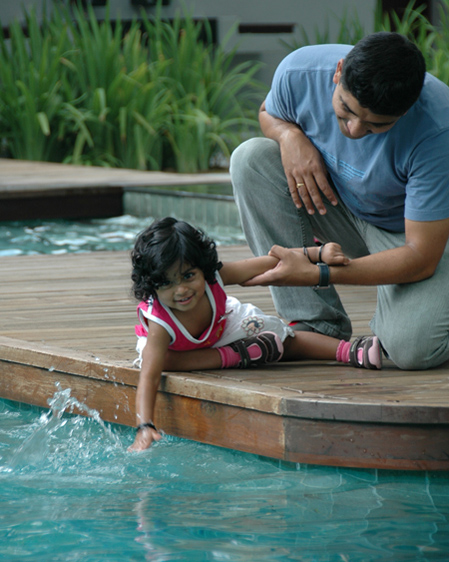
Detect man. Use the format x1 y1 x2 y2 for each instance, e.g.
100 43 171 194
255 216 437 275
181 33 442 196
230 32 449 370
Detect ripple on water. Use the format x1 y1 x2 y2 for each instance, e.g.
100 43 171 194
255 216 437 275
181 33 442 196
0 390 449 562
0 215 246 255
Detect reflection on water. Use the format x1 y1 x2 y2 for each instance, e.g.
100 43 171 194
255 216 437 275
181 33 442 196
1 392 449 562
0 215 246 256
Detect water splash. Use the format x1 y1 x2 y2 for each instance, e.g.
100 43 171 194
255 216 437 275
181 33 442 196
6 383 123 474
0 396 448 562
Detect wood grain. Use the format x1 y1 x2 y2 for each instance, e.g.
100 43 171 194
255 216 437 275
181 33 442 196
0 248 448 469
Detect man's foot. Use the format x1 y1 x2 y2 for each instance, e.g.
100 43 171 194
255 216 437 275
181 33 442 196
349 336 382 370
222 331 284 368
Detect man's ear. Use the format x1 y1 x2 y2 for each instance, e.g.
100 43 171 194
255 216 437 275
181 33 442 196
333 59 344 85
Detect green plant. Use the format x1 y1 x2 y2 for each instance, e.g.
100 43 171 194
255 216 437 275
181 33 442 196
0 0 264 171
55 4 173 169
140 8 263 172
0 9 71 160
281 0 449 87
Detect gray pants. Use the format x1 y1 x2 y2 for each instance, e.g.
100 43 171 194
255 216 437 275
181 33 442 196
230 137 449 370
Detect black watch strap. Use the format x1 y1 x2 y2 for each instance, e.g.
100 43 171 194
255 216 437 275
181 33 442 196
315 262 330 289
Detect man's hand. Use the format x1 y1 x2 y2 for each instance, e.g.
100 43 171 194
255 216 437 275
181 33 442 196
243 245 318 287
259 100 338 215
281 130 338 214
243 244 350 287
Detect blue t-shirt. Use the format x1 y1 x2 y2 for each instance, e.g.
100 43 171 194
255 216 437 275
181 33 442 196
265 44 449 231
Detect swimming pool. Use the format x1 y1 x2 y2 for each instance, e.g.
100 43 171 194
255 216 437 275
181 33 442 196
0 215 245 256
1 217 449 560
1 391 449 562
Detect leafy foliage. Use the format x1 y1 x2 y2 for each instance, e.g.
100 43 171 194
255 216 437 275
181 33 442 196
282 0 449 87
0 1 264 171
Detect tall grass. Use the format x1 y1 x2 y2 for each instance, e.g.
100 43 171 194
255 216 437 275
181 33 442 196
0 1 264 172
140 10 262 172
2 1 446 171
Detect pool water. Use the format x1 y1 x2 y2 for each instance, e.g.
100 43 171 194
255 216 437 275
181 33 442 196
1 216 449 561
0 215 246 256
1 391 449 562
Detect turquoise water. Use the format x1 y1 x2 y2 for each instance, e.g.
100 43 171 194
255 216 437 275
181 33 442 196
1 217 449 560
1 391 449 562
0 216 245 256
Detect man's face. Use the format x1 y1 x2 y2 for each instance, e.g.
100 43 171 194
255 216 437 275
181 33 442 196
331 59 402 140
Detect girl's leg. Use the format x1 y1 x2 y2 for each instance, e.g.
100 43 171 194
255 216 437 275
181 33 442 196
282 333 382 369
164 348 222 371
282 331 340 361
163 332 284 371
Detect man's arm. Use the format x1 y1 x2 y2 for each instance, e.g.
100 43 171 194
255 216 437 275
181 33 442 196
259 100 338 214
220 244 350 287
244 217 449 287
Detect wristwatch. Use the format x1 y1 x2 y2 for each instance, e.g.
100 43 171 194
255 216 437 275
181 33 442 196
315 262 330 289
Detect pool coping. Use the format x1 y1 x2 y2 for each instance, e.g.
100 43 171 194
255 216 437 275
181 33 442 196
0 158 232 221
1 333 448 471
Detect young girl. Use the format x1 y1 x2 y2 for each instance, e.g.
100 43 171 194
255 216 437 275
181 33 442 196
129 217 382 452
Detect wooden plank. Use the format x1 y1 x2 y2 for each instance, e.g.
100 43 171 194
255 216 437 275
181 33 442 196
0 158 230 220
0 348 286 461
156 392 285 460
1 248 449 469
1 343 448 470
0 360 136 427
0 249 447 417
1 329 449 426
283 418 449 471
0 158 231 193
0 187 123 220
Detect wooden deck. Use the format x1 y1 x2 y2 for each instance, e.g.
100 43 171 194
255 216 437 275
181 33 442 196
0 158 231 220
1 247 449 471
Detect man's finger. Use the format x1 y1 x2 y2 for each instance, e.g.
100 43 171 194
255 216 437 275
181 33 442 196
316 173 338 208
288 178 303 209
242 270 280 287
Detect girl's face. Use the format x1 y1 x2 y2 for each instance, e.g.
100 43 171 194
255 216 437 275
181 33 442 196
155 261 206 312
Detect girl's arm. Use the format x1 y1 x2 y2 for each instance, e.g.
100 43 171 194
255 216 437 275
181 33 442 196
219 255 280 285
128 322 171 452
219 243 348 285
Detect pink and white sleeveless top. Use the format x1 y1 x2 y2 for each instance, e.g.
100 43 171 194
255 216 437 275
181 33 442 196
135 272 227 351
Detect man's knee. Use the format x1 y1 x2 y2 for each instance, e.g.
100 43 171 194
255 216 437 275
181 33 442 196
382 331 449 370
231 138 278 177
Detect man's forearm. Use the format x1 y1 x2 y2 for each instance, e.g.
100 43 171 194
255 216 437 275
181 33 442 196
330 246 435 286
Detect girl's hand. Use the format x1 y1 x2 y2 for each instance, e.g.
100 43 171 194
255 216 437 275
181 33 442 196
128 426 162 452
321 243 350 266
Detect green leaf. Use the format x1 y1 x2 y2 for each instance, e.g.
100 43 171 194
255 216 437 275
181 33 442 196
37 112 50 136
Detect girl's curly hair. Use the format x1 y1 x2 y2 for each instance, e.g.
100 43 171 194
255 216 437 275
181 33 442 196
131 217 221 302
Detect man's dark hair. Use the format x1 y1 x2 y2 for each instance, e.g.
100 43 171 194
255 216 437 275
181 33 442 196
340 32 426 116
131 217 221 301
